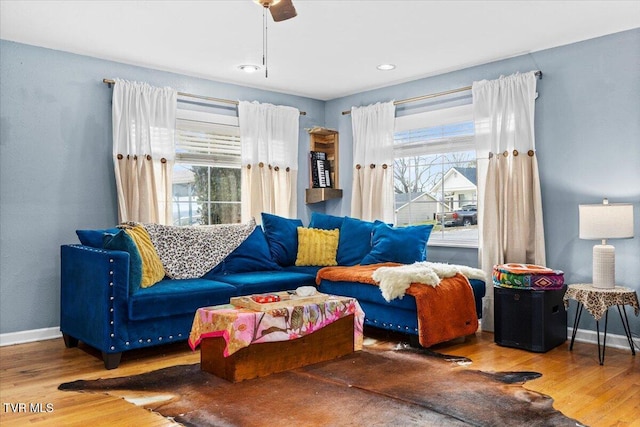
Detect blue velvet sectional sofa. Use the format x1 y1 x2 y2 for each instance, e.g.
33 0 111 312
60 213 484 369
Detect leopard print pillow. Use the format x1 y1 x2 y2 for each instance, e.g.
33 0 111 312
142 219 256 279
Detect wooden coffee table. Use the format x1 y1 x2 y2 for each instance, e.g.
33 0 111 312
189 292 363 382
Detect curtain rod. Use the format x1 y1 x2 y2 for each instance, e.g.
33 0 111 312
341 70 542 115
102 79 307 116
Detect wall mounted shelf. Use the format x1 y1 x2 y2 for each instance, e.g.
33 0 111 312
305 127 342 204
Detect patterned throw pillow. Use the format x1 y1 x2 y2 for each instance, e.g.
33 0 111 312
295 227 339 267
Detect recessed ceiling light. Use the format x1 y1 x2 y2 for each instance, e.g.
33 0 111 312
238 64 261 73
377 63 396 71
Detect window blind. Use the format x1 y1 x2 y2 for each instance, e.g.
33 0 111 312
176 119 241 169
394 104 475 156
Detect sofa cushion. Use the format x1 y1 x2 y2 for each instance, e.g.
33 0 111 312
203 227 281 278
361 222 433 265
261 212 303 267
318 279 417 310
282 265 324 277
76 228 120 248
125 225 165 288
128 278 238 321
210 271 316 295
336 217 380 266
309 212 345 231
468 279 486 318
295 227 339 266
103 230 143 293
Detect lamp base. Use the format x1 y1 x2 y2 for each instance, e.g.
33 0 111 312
592 244 615 288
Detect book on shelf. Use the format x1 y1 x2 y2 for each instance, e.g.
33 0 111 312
310 151 326 161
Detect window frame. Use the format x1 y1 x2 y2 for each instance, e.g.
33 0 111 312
394 104 478 248
173 109 242 226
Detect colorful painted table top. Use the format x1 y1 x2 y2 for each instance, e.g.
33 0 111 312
189 294 364 357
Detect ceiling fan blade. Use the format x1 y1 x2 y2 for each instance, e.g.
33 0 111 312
270 0 297 22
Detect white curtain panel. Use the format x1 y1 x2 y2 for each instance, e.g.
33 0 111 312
112 79 177 225
238 101 300 222
350 101 396 223
473 71 546 331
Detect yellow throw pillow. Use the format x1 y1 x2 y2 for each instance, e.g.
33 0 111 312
295 227 339 267
125 225 165 288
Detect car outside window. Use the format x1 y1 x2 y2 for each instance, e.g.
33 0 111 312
394 104 478 247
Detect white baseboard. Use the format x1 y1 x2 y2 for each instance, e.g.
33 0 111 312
0 327 61 347
1 325 637 353
568 327 638 351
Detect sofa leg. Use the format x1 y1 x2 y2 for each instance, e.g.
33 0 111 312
62 333 79 348
102 352 122 370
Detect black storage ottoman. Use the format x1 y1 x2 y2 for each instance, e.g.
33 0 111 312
494 286 567 352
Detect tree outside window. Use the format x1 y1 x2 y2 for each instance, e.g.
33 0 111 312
394 105 477 246
172 111 241 226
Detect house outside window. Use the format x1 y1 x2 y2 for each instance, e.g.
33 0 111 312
173 110 241 225
393 104 478 247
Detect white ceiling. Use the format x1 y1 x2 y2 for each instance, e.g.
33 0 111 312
1 1 638 101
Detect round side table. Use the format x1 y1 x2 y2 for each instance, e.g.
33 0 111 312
563 284 639 365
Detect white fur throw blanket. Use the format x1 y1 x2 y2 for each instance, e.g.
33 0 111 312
372 262 487 302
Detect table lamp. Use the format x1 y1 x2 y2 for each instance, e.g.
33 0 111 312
579 198 634 288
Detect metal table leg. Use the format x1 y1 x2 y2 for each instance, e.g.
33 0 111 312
616 304 636 356
569 302 583 351
596 310 609 365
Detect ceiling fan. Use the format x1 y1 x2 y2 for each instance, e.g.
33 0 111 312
252 0 297 77
254 0 297 22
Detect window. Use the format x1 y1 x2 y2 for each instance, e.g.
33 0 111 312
393 104 477 247
173 110 241 225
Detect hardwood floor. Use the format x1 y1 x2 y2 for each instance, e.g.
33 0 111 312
1 331 638 426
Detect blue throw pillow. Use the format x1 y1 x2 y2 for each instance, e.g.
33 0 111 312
360 222 434 265
204 227 282 277
336 217 381 266
103 230 143 293
76 228 120 248
261 212 304 267
309 212 345 231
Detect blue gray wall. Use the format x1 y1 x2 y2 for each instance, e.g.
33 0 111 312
1 28 638 338
0 40 324 334
325 29 640 336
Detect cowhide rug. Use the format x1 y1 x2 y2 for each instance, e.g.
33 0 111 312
59 344 582 427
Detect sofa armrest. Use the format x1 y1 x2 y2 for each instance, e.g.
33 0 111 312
60 244 130 353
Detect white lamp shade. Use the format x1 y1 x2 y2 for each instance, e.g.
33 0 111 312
579 203 634 240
